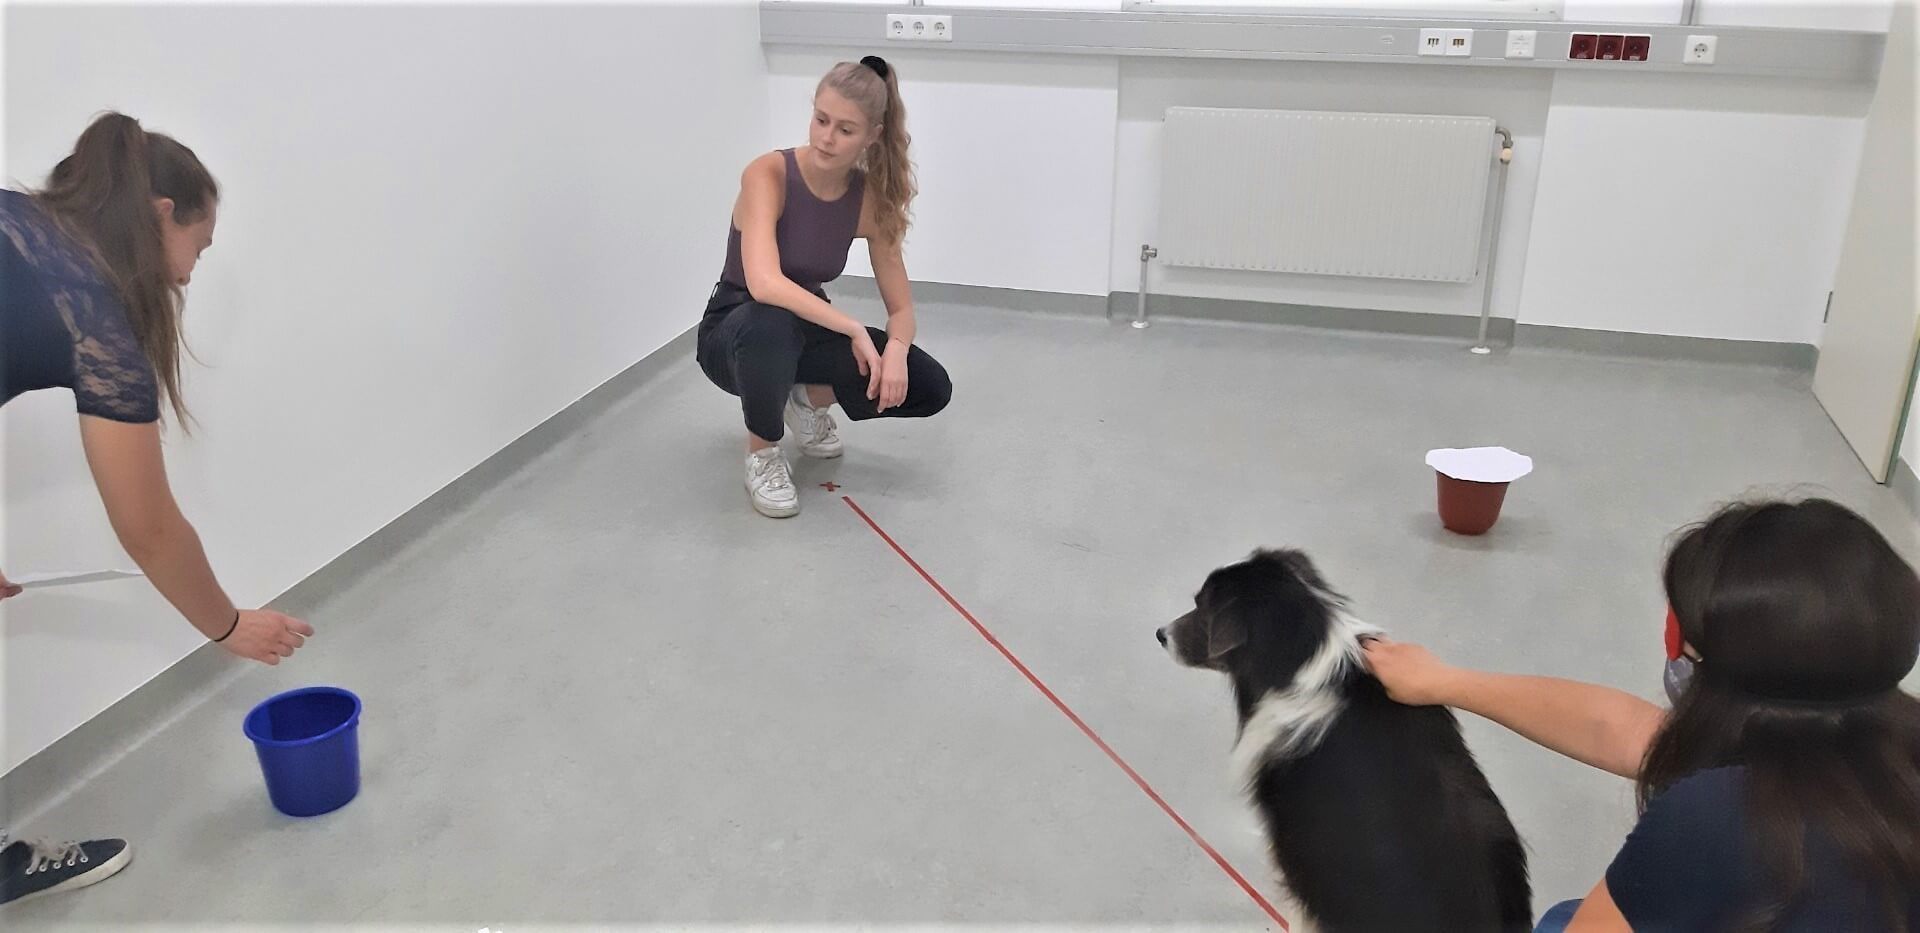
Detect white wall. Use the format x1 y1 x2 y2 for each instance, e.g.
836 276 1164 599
1517 73 1873 343
1896 0 1920 479
1562 0 1687 22
772 0 1888 27
1472 0 1894 27
1 2 769 776
1902 38 1920 481
1696 0 1896 31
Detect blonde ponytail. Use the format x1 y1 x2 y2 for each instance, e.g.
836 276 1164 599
820 58 916 247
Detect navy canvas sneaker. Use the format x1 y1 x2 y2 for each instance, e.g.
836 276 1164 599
0 832 132 906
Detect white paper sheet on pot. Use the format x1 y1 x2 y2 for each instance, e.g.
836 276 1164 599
1426 446 1533 483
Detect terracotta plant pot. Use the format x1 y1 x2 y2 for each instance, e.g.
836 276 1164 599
1436 473 1510 536
1425 446 1532 537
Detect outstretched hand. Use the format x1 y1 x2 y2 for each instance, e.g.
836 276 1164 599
1361 636 1460 708
220 608 316 666
0 567 21 601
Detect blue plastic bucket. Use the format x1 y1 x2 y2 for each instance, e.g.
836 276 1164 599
243 686 362 817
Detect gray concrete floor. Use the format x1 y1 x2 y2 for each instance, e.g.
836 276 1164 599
9 294 1919 931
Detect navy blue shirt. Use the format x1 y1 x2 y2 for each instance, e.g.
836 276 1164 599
1 188 160 422
1608 766 1920 931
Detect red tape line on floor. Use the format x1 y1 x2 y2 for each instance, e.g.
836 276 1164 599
842 495 1290 931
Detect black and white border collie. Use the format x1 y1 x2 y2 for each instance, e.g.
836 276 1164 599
1157 549 1531 933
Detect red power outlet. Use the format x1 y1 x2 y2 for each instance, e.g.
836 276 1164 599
1623 34 1651 61
1570 33 1598 60
1597 34 1624 60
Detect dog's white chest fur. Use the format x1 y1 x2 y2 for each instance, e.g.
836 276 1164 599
1230 611 1383 786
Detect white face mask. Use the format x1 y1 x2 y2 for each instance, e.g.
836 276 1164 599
1664 656 1695 706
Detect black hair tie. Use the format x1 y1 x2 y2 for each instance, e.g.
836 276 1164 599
860 55 890 80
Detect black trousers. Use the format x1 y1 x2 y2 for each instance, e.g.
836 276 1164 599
696 282 953 442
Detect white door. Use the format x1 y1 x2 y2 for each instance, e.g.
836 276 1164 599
1814 0 1919 483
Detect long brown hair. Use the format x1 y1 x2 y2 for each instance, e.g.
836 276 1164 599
819 59 915 247
1642 498 1920 932
30 111 218 424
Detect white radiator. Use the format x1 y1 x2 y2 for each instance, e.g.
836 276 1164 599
1157 107 1498 283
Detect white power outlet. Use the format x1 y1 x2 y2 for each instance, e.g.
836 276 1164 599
1446 28 1474 57
1505 29 1536 59
1683 34 1717 65
885 13 952 42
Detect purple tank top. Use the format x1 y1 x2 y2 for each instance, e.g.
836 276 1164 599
722 148 865 297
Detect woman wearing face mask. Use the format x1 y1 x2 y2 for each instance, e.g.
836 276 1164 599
1365 497 1920 932
1 112 313 907
698 55 953 518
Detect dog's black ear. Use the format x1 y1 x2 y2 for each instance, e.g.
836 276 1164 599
1207 598 1249 660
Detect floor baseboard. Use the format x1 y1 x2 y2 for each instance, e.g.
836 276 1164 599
832 276 1815 370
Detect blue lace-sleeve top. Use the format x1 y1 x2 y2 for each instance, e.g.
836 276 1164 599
2 188 161 423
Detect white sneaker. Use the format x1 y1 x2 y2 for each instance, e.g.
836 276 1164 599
745 447 799 518
783 385 844 459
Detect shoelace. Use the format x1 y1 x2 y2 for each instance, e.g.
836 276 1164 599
797 401 838 444
808 408 838 444
21 839 87 875
755 452 793 492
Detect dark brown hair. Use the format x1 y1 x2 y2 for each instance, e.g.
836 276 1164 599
818 59 915 247
31 111 218 424
1642 497 1920 931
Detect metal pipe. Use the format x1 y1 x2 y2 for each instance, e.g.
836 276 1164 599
1471 127 1513 356
1135 244 1158 329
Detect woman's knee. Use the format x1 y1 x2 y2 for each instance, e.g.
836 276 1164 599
912 353 953 415
731 303 804 356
